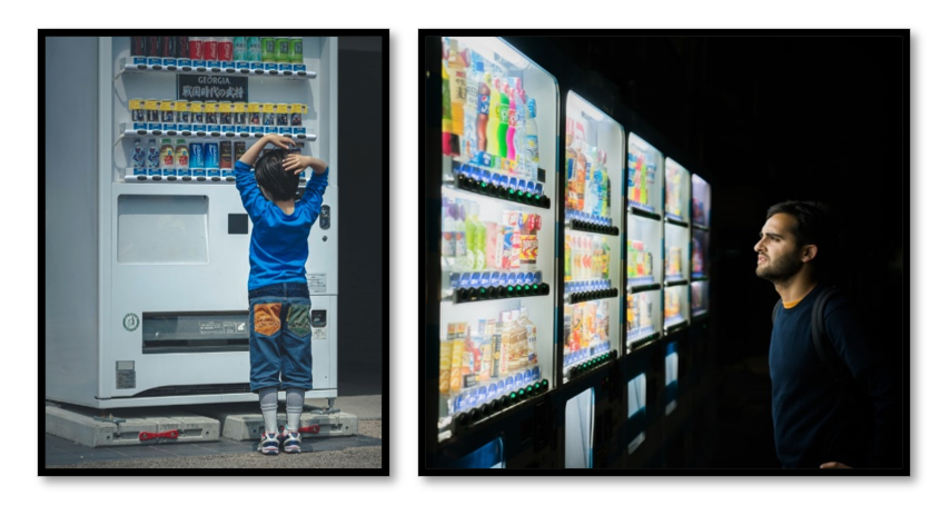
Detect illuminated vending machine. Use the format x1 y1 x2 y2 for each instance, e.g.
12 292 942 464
560 92 625 469
658 156 692 464
425 37 559 469
46 36 338 409
622 131 665 468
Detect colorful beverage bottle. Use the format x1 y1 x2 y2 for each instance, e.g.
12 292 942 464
147 36 162 57
174 139 189 168
188 37 203 60
162 36 177 58
176 37 189 58
204 142 219 169
506 81 519 163
202 37 218 61
476 63 490 153
147 139 160 168
525 97 539 172
160 138 175 169
219 141 233 169
247 37 262 61
455 202 469 269
497 81 510 160
234 141 246 162
441 63 455 156
130 37 146 56
132 139 146 168
189 142 204 168
217 37 234 62
485 76 501 157
442 198 456 259
447 40 466 138
233 37 247 61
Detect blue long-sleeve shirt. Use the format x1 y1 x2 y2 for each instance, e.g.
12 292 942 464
235 160 330 291
769 283 900 468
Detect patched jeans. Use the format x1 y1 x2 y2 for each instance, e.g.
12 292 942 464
248 282 312 392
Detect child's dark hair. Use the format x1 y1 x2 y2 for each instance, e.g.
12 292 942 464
255 149 298 201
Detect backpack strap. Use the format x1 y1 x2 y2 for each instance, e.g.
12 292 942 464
811 286 852 386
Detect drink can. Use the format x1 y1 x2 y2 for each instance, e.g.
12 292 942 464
132 138 146 168
275 37 289 62
262 103 275 126
175 101 190 124
261 37 275 62
290 37 303 63
160 100 175 123
130 37 146 56
276 103 289 126
219 141 233 169
190 101 204 124
204 102 217 124
189 142 204 168
174 139 189 168
290 104 304 127
233 36 247 61
246 37 262 61
189 37 203 60
218 101 232 125
162 36 177 58
233 102 247 125
204 142 219 169
176 37 189 58
129 99 145 123
145 99 159 123
248 103 262 126
217 37 234 62
147 36 162 57
202 37 218 61
234 141 247 162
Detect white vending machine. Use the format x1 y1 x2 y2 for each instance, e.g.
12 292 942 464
45 36 339 409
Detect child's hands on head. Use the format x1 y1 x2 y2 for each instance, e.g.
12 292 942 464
282 153 314 176
264 134 298 150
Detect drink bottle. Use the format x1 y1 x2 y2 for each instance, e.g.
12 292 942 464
476 64 490 153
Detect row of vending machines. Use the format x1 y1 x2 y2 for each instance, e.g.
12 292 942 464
424 36 716 469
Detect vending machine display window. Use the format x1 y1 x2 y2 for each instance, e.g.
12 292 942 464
454 437 505 469
436 37 558 436
626 132 663 353
664 158 690 224
565 387 595 468
563 92 624 380
627 372 647 454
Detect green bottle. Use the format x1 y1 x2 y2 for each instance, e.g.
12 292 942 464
497 83 510 161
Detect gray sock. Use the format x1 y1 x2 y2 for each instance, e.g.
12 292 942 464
259 386 278 435
286 387 305 432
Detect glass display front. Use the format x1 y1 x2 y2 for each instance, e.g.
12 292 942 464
437 37 558 435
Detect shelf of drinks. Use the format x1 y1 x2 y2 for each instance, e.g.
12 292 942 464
691 274 709 282
565 346 617 381
444 176 550 210
665 215 689 228
627 277 661 293
120 57 317 79
566 219 620 236
123 168 236 183
665 275 688 287
120 123 316 142
626 327 660 351
628 202 662 221
440 368 549 433
693 223 709 231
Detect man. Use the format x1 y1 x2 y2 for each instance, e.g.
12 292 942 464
755 201 899 468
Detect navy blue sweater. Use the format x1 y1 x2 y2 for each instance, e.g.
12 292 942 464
769 284 900 468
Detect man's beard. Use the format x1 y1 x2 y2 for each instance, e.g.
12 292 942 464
755 249 803 284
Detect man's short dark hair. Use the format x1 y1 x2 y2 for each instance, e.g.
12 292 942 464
255 149 298 202
766 200 839 279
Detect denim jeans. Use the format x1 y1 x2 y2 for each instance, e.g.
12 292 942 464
248 282 312 392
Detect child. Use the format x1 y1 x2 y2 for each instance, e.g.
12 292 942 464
235 134 329 455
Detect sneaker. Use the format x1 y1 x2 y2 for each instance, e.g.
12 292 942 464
258 432 280 455
279 429 302 453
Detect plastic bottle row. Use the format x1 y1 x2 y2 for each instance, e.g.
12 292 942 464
131 138 245 171
664 289 685 325
440 309 541 398
441 38 542 183
130 37 304 64
626 291 657 343
565 130 612 220
627 240 656 283
563 300 612 368
565 234 611 283
442 197 541 274
628 147 657 211
665 247 684 280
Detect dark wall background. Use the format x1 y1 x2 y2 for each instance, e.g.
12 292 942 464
548 35 906 467
337 37 384 396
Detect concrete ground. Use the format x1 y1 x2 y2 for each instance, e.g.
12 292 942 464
45 394 383 470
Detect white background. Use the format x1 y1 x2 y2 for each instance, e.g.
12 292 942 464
13 0 947 512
